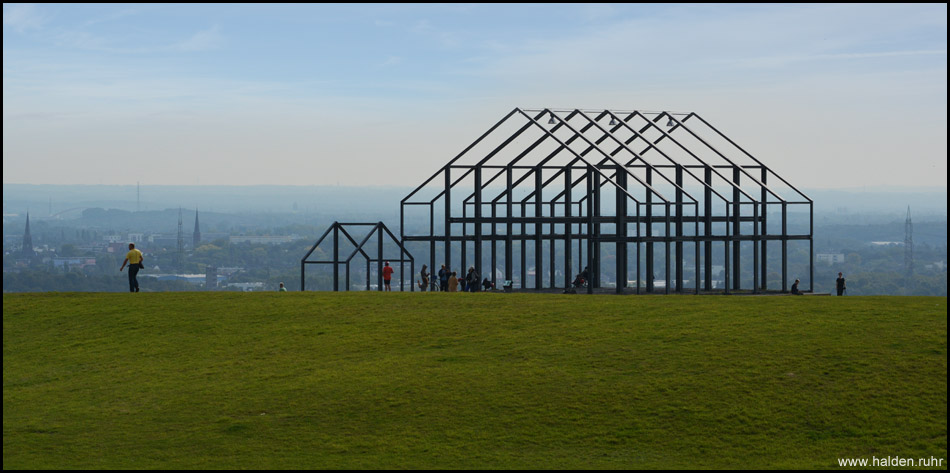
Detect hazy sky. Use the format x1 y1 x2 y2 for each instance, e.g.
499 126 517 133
3 3 947 189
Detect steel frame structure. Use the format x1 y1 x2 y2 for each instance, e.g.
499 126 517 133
301 222 414 291
399 108 814 294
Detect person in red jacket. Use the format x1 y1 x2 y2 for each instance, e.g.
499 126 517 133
382 261 394 292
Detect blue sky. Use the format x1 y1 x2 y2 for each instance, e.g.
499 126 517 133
3 3 947 188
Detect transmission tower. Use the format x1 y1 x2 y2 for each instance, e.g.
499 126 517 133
177 207 184 275
904 206 914 278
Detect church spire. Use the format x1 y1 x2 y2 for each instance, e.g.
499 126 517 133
193 208 201 248
22 212 35 257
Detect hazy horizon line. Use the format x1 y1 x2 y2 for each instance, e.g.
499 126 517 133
4 182 948 193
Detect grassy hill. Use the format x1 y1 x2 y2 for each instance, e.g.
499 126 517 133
3 293 946 469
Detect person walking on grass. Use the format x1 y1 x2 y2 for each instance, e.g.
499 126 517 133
119 243 144 293
836 272 846 296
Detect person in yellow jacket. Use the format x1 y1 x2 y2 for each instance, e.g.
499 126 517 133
120 243 145 293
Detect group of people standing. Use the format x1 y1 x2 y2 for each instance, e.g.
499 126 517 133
378 261 491 292
418 264 492 292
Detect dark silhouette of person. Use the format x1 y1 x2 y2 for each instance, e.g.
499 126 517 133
420 264 429 291
439 265 449 292
791 279 803 295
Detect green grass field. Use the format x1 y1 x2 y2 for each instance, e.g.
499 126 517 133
3 293 947 469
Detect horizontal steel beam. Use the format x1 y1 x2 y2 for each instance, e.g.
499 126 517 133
402 234 810 243
447 216 766 224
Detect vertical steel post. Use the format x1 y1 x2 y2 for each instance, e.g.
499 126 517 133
675 164 684 292
474 167 482 287
445 167 452 275
506 167 513 284
616 167 627 294
782 201 788 292
695 209 700 295
333 225 339 292
593 169 601 289
400 204 406 292
646 167 654 292
535 168 543 290
636 203 641 295
564 166 572 289
761 168 768 291
577 202 583 280
665 202 671 294
377 224 383 291
521 202 527 289
733 167 741 291
461 201 467 282
550 202 556 288
430 204 436 290
809 202 814 292
492 202 498 289
753 201 759 294
704 167 712 291
724 204 730 295
587 166 594 294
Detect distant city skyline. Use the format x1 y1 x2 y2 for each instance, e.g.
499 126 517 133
3 4 947 189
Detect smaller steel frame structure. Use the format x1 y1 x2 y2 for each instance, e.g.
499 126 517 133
300 222 414 291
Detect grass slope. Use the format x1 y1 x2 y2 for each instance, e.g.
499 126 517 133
3 293 947 469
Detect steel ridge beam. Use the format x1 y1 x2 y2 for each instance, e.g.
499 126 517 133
669 113 786 202
531 108 669 204
402 108 520 204
616 111 756 203
688 113 812 203
597 110 733 204
575 110 700 205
